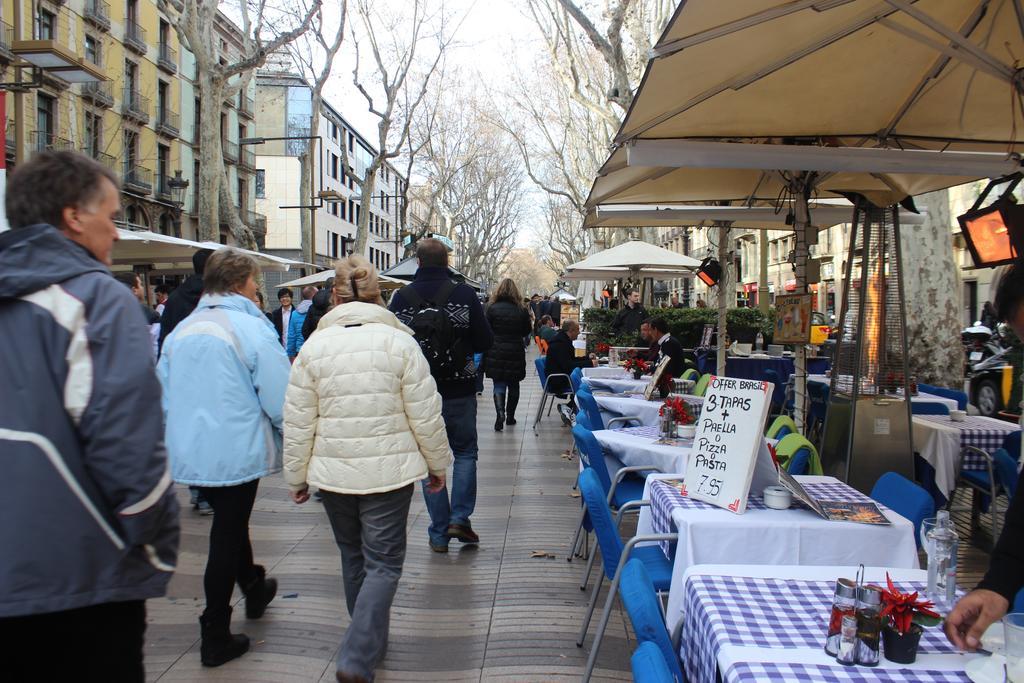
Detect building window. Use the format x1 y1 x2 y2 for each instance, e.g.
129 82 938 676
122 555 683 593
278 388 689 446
331 121 338 142
331 153 338 180
36 8 56 40
84 112 102 158
255 169 265 198
331 232 338 258
124 59 138 94
157 144 169 191
84 34 101 66
237 177 247 209
36 94 55 144
157 80 169 119
124 129 139 169
284 86 312 155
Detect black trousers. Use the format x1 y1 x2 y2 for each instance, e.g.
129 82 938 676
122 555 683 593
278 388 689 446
200 479 261 621
0 600 146 682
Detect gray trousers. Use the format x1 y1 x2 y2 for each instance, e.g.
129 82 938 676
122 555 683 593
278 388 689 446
321 484 414 680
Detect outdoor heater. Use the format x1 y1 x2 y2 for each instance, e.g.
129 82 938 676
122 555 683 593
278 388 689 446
820 200 915 493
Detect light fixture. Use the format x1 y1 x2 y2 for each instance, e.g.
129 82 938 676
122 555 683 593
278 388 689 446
167 170 190 206
957 173 1024 268
238 137 267 145
696 256 722 287
625 139 1023 178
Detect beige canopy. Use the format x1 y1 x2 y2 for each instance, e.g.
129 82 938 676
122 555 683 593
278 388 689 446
588 0 1024 209
583 202 928 229
112 229 309 273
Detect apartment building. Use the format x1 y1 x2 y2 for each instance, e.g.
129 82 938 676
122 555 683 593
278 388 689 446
3 0 185 236
254 69 407 288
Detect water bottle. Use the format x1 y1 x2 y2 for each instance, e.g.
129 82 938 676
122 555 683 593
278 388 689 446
755 331 764 351
926 510 959 609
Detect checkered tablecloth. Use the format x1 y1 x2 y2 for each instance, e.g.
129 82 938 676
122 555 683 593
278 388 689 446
722 663 968 683
682 575 965 683
616 424 662 439
915 414 1020 470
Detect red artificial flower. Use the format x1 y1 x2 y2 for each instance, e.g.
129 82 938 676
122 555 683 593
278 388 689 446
877 572 941 635
595 342 611 354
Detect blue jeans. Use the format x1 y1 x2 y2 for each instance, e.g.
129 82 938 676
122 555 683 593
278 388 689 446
422 394 478 546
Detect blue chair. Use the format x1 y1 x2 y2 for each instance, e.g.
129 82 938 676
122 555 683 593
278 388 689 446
787 448 811 476
957 445 1019 544
870 472 935 547
568 424 657 585
576 386 641 432
577 468 676 683
919 383 969 411
621 560 685 682
631 641 677 683
911 402 951 416
1015 587 1024 614
1003 431 1021 460
532 357 573 434
570 366 584 394
764 368 784 413
806 381 830 444
575 410 595 431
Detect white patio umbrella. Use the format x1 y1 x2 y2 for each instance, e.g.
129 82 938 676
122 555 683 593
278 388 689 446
113 229 309 273
565 239 700 272
583 203 927 229
278 269 405 290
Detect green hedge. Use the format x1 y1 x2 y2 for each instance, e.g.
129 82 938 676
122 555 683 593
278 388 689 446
582 306 776 350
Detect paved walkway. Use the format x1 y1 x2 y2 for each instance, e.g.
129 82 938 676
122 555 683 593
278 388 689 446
145 359 633 681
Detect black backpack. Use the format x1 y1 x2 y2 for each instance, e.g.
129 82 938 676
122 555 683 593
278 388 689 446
400 280 468 378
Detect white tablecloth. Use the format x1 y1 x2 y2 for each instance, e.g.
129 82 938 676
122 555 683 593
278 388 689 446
593 426 692 473
582 366 628 379
913 414 1022 498
636 474 920 630
677 564 980 682
582 376 651 394
596 393 705 427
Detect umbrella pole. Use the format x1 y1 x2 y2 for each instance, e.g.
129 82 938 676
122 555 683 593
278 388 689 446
715 222 732 375
791 174 814 435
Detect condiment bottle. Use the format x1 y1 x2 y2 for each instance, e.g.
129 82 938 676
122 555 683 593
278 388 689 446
659 406 674 439
824 578 858 656
854 585 882 666
835 615 858 666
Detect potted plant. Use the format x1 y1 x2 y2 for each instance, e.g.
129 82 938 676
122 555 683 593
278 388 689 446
661 396 697 438
623 357 650 379
878 573 941 664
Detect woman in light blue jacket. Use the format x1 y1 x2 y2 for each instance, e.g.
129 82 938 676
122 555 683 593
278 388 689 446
157 248 291 668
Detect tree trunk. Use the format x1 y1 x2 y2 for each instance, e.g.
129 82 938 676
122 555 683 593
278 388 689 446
352 166 378 255
196 72 226 243
298 148 312 264
901 189 962 388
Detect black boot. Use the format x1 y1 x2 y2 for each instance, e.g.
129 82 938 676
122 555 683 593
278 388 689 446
493 391 506 431
505 383 520 425
241 565 278 619
200 607 250 667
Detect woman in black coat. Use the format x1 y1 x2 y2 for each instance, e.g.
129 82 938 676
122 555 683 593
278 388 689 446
485 278 533 431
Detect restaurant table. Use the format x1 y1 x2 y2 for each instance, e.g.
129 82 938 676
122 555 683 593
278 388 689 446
698 356 831 384
912 414 1021 500
593 425 692 473
582 376 651 394
808 375 960 412
677 564 977 683
595 393 704 428
582 366 629 379
636 474 920 630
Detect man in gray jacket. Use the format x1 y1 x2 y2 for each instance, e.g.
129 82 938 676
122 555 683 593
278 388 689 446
0 151 180 681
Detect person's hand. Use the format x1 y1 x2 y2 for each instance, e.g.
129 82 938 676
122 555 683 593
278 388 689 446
944 588 1009 650
290 486 310 504
426 473 446 493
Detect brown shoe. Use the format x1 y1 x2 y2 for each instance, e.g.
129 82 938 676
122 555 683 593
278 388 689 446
336 672 370 683
447 523 479 544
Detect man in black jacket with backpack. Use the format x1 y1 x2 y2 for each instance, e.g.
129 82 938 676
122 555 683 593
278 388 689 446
389 239 494 553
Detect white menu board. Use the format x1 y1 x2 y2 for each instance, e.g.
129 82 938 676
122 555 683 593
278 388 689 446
680 376 772 514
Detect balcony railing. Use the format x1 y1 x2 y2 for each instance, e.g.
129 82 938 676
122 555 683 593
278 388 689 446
157 42 177 73
122 88 149 124
222 139 238 163
156 109 179 138
239 146 255 170
238 94 254 119
124 21 147 54
82 80 114 107
245 208 267 233
85 149 116 171
155 173 173 199
83 0 111 30
31 131 75 153
123 164 153 194
0 20 13 60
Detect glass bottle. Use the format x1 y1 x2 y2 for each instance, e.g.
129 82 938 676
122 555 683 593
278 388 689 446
825 578 858 656
854 585 882 666
927 509 959 610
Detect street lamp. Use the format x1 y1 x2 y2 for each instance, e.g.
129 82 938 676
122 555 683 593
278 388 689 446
167 169 190 206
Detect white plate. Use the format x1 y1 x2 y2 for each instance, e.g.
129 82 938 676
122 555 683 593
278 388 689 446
966 654 1006 683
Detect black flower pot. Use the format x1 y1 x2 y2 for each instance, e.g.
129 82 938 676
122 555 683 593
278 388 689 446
658 384 670 399
882 624 922 664
633 369 643 380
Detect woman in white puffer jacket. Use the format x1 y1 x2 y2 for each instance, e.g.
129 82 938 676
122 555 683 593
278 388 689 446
283 255 451 683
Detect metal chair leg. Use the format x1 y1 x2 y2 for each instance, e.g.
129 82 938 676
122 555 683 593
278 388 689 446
579 541 598 590
576 570 603 647
567 507 586 563
532 392 548 434
582 566 623 682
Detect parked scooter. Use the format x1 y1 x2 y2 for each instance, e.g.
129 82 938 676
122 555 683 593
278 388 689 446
963 322 1014 417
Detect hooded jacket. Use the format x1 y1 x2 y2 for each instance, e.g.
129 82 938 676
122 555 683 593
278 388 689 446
286 298 313 358
158 293 291 486
283 302 452 495
301 286 333 340
0 224 180 617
